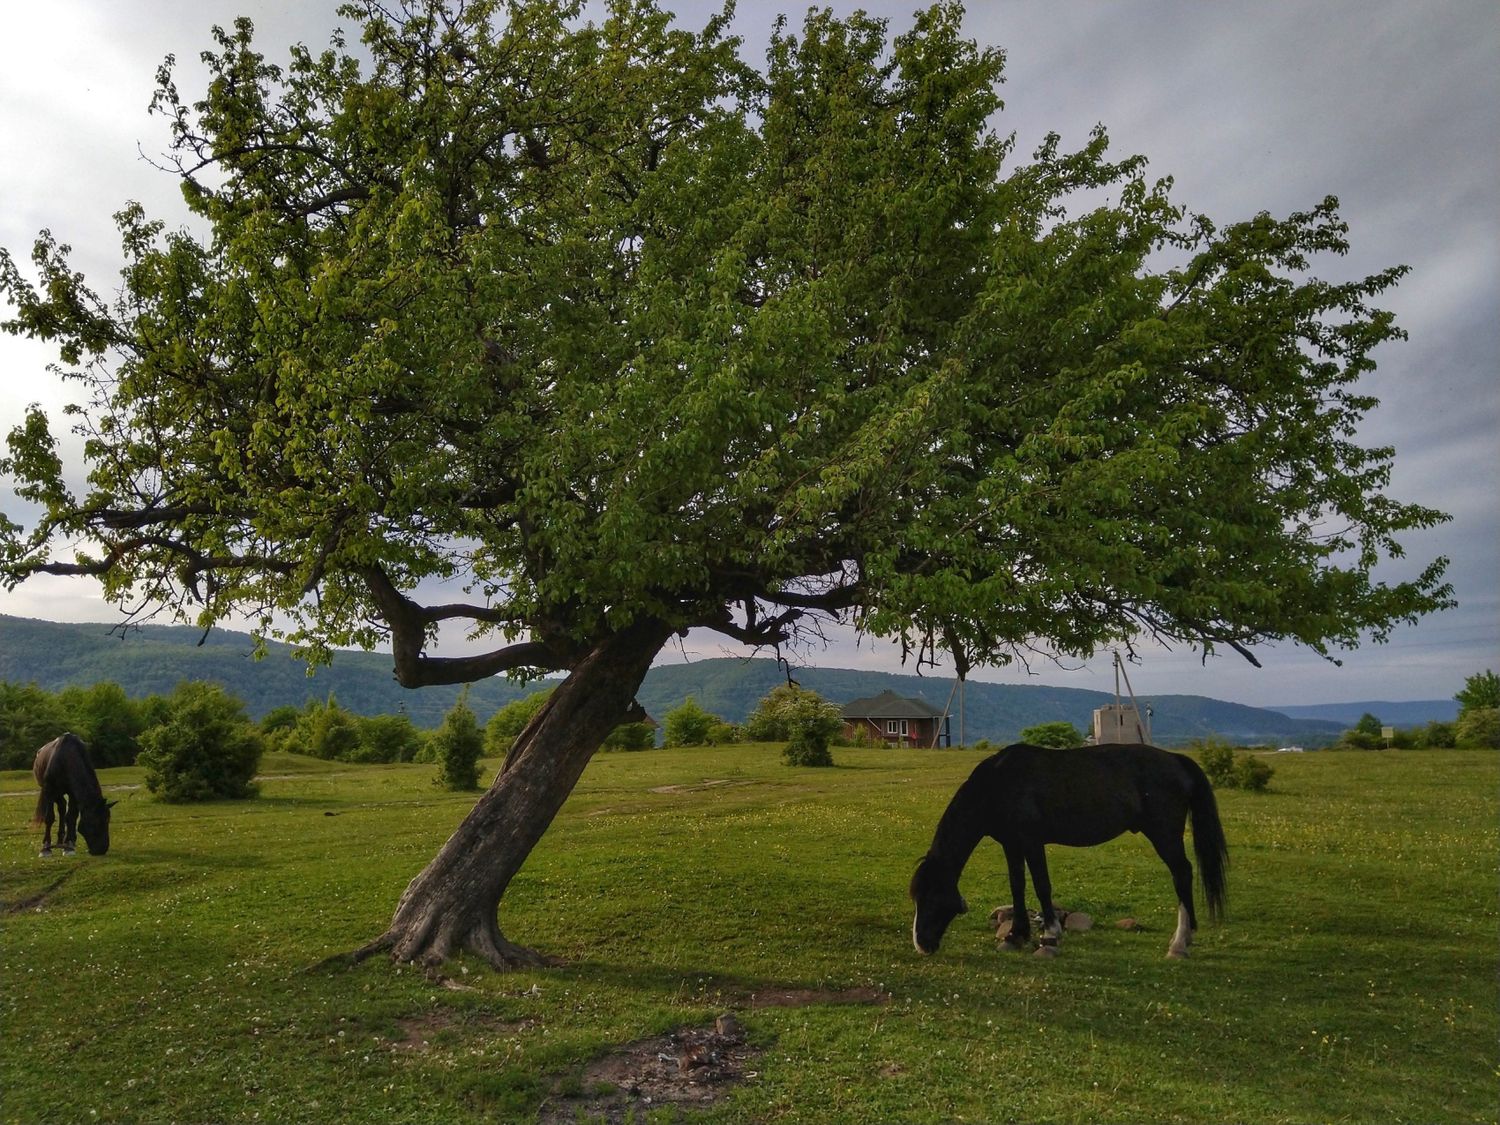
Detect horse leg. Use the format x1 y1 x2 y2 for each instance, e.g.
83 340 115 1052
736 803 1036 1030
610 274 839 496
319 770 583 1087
61 794 78 855
1147 831 1197 958
1026 844 1063 944
40 795 55 857
1000 842 1031 950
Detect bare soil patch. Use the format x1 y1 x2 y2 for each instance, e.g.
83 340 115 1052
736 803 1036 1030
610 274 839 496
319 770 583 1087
386 1008 536 1053
539 1016 758 1125
2 870 76 914
647 779 759 795
538 988 886 1123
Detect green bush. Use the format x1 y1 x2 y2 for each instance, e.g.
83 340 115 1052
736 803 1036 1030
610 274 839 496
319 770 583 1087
1196 740 1238 788
602 721 656 751
1414 721 1456 749
351 713 424 763
1234 754 1274 791
259 704 303 736
298 696 363 760
1455 670 1500 713
745 684 842 764
432 693 484 791
1194 737 1274 792
663 697 719 747
1018 721 1085 748
1455 707 1499 749
136 681 263 802
770 688 843 768
706 720 742 746
484 689 553 757
745 685 796 742
835 724 884 749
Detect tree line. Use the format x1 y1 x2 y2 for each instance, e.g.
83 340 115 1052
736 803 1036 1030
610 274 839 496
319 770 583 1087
0 679 562 801
7 667 1491 814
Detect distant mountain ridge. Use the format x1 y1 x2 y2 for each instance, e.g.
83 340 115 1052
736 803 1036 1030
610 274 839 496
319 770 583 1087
1269 700 1459 727
1 614 1350 745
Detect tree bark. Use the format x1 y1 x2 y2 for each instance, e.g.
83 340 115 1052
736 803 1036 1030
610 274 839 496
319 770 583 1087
356 619 670 970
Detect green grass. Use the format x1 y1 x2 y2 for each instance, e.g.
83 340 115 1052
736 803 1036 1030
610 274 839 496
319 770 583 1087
2 747 1495 1124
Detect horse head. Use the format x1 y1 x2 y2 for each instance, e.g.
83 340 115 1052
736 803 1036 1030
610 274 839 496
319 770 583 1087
908 854 967 955
80 799 116 856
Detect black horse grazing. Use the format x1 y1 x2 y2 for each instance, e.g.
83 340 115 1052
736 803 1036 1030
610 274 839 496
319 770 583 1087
32 733 114 856
910 743 1227 959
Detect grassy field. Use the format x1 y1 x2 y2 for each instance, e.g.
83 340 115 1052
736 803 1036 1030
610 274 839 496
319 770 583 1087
2 746 1495 1124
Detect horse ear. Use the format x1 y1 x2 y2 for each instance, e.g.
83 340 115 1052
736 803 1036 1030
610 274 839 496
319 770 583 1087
106 800 119 810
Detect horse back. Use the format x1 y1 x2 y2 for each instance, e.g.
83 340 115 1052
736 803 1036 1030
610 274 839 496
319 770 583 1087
33 733 96 794
980 743 1195 846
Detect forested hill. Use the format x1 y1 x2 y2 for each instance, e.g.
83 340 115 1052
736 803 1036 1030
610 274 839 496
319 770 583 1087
1 614 1347 745
0 614 538 727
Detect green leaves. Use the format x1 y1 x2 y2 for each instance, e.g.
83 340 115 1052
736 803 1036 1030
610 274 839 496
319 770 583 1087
0 1 1451 681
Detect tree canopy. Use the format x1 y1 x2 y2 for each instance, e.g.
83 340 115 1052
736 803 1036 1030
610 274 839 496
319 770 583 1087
0 0 1448 684
1454 670 1499 714
0 0 1454 968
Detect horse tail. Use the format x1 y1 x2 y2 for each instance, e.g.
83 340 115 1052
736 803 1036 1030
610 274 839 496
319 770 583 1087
1181 754 1229 922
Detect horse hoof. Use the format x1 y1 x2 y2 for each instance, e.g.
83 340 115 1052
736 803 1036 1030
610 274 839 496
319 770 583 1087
1166 948 1190 960
1034 944 1059 959
39 849 53 858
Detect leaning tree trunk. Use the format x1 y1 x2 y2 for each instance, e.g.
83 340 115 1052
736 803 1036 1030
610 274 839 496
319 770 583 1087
356 621 670 970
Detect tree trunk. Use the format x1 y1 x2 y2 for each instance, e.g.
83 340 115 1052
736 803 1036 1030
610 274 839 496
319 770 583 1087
356 620 669 970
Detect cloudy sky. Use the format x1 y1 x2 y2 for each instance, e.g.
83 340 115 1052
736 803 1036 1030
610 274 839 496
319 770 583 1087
1 1 1495 708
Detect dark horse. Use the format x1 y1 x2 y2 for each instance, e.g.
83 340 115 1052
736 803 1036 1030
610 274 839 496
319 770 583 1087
33 733 114 856
910 743 1227 959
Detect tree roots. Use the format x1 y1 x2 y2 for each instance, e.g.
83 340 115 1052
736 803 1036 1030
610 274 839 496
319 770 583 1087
346 914 558 974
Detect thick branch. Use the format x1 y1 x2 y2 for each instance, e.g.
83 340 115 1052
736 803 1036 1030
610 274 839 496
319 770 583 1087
359 563 561 686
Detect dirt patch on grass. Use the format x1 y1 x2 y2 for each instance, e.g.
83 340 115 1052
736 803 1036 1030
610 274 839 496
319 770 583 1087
539 1016 759 1125
2 870 76 914
647 779 759 794
537 987 886 1122
387 1009 536 1052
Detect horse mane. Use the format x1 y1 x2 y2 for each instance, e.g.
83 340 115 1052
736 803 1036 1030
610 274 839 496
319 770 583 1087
58 733 103 802
915 752 1013 885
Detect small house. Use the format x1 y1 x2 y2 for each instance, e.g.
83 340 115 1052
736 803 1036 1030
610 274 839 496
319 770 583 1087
840 690 950 748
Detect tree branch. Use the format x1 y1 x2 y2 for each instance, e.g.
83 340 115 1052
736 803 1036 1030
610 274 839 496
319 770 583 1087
359 563 562 686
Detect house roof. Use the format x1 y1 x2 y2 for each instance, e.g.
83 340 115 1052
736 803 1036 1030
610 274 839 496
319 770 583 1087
840 689 945 720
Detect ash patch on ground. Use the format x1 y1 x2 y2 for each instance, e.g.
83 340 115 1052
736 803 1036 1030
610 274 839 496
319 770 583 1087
539 1014 758 1125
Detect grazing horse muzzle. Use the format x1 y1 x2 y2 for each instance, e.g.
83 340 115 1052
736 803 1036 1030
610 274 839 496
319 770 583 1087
910 855 967 954
80 799 115 855
911 896 967 955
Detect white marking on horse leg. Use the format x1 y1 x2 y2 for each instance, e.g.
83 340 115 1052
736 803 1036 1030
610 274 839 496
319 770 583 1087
1044 916 1063 942
1166 904 1192 959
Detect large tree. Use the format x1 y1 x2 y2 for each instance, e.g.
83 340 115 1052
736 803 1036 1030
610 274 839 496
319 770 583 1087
0 0 1450 968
